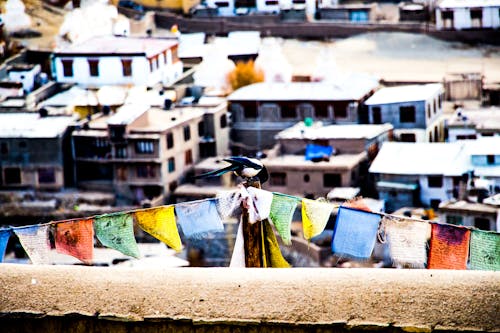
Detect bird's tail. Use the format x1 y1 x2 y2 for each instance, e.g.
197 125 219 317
192 165 238 179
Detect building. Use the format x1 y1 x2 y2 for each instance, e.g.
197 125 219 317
227 74 379 155
439 200 499 231
466 137 500 189
72 99 228 204
446 107 500 141
364 84 445 143
0 112 76 191
7 64 41 94
369 142 471 212
436 0 500 30
317 3 377 22
52 36 183 88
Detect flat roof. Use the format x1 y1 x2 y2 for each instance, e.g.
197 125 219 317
0 113 75 138
54 36 178 57
107 104 150 126
364 84 443 105
40 86 98 107
228 73 379 101
447 108 500 130
327 187 360 200
276 122 393 140
369 142 470 176
466 137 500 156
439 200 498 214
263 152 367 170
438 0 500 8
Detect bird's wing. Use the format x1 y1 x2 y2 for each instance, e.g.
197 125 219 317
193 164 240 179
224 157 262 170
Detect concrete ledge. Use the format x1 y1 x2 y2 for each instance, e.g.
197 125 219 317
0 264 499 332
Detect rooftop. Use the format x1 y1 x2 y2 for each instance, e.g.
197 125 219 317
276 121 393 140
40 86 98 107
0 113 76 138
54 36 179 57
439 200 499 214
438 0 500 8
447 107 500 130
228 73 379 101
263 152 367 170
364 84 443 105
369 142 470 176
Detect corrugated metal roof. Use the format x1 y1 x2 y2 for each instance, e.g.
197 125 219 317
227 73 379 101
364 83 443 105
0 113 75 138
369 142 470 176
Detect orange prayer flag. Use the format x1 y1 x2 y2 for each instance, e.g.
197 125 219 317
55 219 94 264
428 223 470 270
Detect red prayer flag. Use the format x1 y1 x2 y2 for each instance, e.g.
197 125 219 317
55 219 94 264
428 223 470 270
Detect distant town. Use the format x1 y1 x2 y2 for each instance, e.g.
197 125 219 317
0 0 499 266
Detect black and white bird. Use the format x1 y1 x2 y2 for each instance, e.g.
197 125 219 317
193 156 269 184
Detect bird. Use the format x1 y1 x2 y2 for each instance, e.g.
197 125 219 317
193 156 269 184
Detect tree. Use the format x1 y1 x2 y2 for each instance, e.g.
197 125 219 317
226 60 264 91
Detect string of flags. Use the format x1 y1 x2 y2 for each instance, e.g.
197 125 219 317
0 185 498 270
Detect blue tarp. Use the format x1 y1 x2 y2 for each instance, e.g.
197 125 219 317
305 144 334 162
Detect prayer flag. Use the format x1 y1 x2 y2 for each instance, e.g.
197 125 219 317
55 219 94 264
469 230 500 271
269 193 299 245
216 189 242 220
94 213 140 258
331 206 381 259
302 198 333 240
242 187 274 223
229 221 245 267
428 224 470 270
135 206 182 252
385 218 431 268
262 219 291 268
0 229 11 263
175 199 224 238
14 225 52 265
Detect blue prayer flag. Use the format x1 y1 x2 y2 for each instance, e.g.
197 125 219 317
175 199 224 238
331 206 381 259
0 229 11 263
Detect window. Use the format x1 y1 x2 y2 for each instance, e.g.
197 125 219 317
438 94 442 109
149 58 154 72
117 166 127 181
399 106 416 123
303 174 310 183
270 172 287 186
265 0 278 5
198 122 205 137
4 167 21 184
215 1 230 6
38 168 55 184
430 199 441 211
1 142 8 154
115 145 127 158
168 157 175 173
183 125 191 141
136 165 155 178
19 141 27 149
446 215 463 225
433 99 437 114
482 132 494 137
109 126 125 141
333 102 348 118
121 59 132 77
372 107 382 124
135 141 154 154
474 217 490 230
323 173 341 187
166 132 174 149
185 149 193 165
470 8 482 19
220 114 228 128
434 126 439 142
427 104 431 119
88 59 99 77
442 10 453 20
428 175 443 188
400 133 416 142
61 59 73 77
487 155 495 165
456 134 477 140
315 104 330 118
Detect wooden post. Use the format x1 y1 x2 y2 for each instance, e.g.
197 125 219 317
242 179 263 267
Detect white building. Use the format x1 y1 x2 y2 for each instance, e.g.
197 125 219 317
466 137 500 188
369 142 471 212
7 64 41 94
446 107 500 141
364 84 445 143
52 36 183 88
436 0 500 30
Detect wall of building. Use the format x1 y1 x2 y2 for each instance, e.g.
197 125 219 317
436 7 500 30
0 266 498 333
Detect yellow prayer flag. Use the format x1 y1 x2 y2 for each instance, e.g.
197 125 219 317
135 206 182 252
302 198 333 240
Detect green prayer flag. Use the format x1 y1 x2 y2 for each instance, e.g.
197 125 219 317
94 213 140 259
269 193 298 245
469 230 500 271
